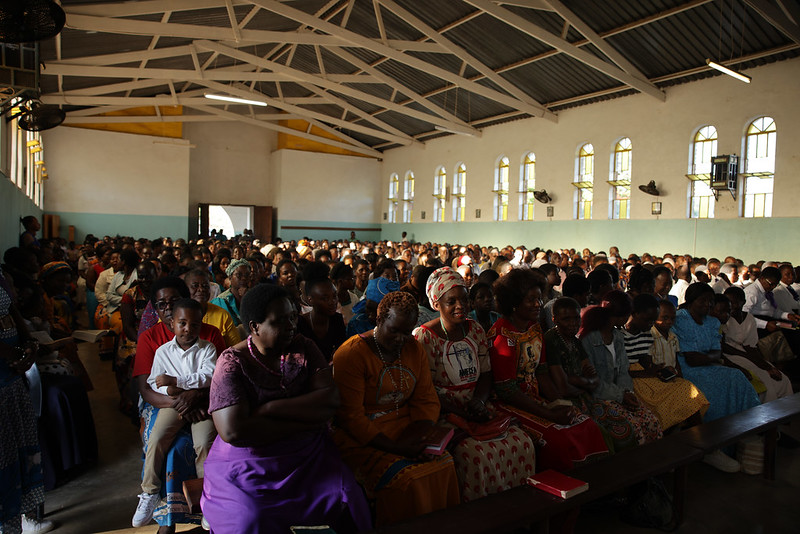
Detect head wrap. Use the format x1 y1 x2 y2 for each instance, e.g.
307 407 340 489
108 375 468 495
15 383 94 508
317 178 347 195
40 261 71 279
531 258 547 268
353 277 400 314
296 245 312 259
226 258 250 277
425 267 466 307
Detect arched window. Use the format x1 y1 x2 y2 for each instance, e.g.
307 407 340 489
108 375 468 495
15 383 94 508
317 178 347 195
519 152 535 221
453 163 467 222
689 125 717 218
403 171 415 223
574 143 594 219
743 116 776 218
494 156 510 221
433 166 447 222
387 173 399 223
610 138 631 219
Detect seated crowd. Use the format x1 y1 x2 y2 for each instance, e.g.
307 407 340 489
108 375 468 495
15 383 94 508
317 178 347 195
2 220 800 534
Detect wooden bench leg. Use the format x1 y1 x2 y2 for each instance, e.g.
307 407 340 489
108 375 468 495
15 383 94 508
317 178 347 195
765 428 778 480
672 465 688 526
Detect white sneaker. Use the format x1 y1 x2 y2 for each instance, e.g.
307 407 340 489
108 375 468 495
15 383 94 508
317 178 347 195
21 515 55 533
201 515 210 531
132 492 160 527
703 449 741 473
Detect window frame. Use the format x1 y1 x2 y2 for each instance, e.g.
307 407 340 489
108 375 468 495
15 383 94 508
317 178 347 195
742 116 776 218
453 163 466 222
387 173 399 223
688 125 718 219
574 143 594 220
609 137 631 220
519 152 535 221
494 156 510 221
433 166 447 222
403 171 415 223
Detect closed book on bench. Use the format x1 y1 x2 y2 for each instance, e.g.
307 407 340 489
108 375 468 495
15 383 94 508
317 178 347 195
527 470 588 499
423 426 455 455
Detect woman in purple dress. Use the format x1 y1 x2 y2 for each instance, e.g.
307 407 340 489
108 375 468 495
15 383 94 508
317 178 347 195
201 283 370 533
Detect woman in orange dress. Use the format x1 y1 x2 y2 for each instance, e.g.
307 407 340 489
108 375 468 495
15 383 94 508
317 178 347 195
332 291 460 526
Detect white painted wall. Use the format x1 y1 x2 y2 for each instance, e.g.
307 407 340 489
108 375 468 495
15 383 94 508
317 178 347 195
185 121 276 208
379 57 800 223
43 127 190 217
271 148 381 223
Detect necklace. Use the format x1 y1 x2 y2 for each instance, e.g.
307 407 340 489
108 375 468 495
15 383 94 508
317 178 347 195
439 317 466 341
373 330 407 414
555 327 579 353
247 335 287 390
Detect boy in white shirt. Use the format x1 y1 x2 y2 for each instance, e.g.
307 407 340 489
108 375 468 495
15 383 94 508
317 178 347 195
132 298 218 528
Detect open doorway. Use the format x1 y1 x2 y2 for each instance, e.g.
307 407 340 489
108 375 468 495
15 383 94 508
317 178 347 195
199 204 253 239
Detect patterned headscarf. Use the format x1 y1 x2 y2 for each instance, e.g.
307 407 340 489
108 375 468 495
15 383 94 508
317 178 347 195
225 258 250 277
426 266 466 306
40 261 72 279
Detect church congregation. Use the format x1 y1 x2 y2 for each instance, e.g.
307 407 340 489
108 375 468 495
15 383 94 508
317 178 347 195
3 228 799 533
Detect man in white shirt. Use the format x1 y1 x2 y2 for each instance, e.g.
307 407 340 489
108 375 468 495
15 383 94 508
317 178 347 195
669 265 692 306
711 263 736 294
774 264 800 314
133 298 217 528
743 267 800 357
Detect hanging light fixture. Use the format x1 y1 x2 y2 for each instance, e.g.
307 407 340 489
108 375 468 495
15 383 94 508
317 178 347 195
706 59 751 83
204 93 268 107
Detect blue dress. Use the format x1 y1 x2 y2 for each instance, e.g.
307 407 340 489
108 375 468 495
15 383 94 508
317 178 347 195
671 309 759 422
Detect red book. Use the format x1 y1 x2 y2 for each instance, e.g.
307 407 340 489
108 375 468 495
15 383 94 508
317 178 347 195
423 426 454 455
527 470 589 499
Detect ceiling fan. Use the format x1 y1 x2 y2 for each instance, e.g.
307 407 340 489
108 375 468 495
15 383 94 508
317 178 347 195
9 98 65 131
0 0 65 43
638 180 660 196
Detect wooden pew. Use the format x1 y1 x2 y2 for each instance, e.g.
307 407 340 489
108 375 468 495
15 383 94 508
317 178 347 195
366 392 800 533
673 392 800 480
369 437 702 534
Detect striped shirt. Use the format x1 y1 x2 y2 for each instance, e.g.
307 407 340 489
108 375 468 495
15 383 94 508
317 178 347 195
622 328 653 365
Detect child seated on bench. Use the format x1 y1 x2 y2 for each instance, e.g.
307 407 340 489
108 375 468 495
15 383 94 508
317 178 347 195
132 298 218 528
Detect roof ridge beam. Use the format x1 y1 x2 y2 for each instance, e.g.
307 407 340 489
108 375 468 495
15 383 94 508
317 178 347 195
247 0 551 118
375 0 555 120
465 0 666 101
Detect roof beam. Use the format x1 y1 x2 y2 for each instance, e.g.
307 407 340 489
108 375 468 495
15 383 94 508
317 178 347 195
64 0 253 17
197 79 418 145
65 13 447 53
194 39 477 135
42 63 374 84
186 104 382 158
224 0 242 42
743 0 800 45
326 46 473 129
64 114 302 124
376 0 554 120
248 0 551 118
543 0 659 88
465 0 666 101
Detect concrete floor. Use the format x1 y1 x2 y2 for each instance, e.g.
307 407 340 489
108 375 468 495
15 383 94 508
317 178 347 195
40 342 800 534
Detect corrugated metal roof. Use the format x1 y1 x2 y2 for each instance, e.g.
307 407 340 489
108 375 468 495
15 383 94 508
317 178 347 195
29 0 797 151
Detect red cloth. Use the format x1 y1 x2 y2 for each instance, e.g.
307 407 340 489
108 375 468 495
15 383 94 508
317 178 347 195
132 321 226 377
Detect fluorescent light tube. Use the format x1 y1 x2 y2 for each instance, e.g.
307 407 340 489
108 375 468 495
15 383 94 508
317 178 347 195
706 59 751 83
204 93 268 106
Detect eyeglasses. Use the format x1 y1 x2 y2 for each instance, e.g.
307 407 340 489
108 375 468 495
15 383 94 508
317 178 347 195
155 297 180 310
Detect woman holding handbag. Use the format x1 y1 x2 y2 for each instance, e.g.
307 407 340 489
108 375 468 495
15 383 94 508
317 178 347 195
414 267 536 501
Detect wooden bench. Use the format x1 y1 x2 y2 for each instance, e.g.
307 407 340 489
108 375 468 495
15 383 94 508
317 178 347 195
673 391 800 480
368 437 702 534
366 392 800 533
183 477 203 514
